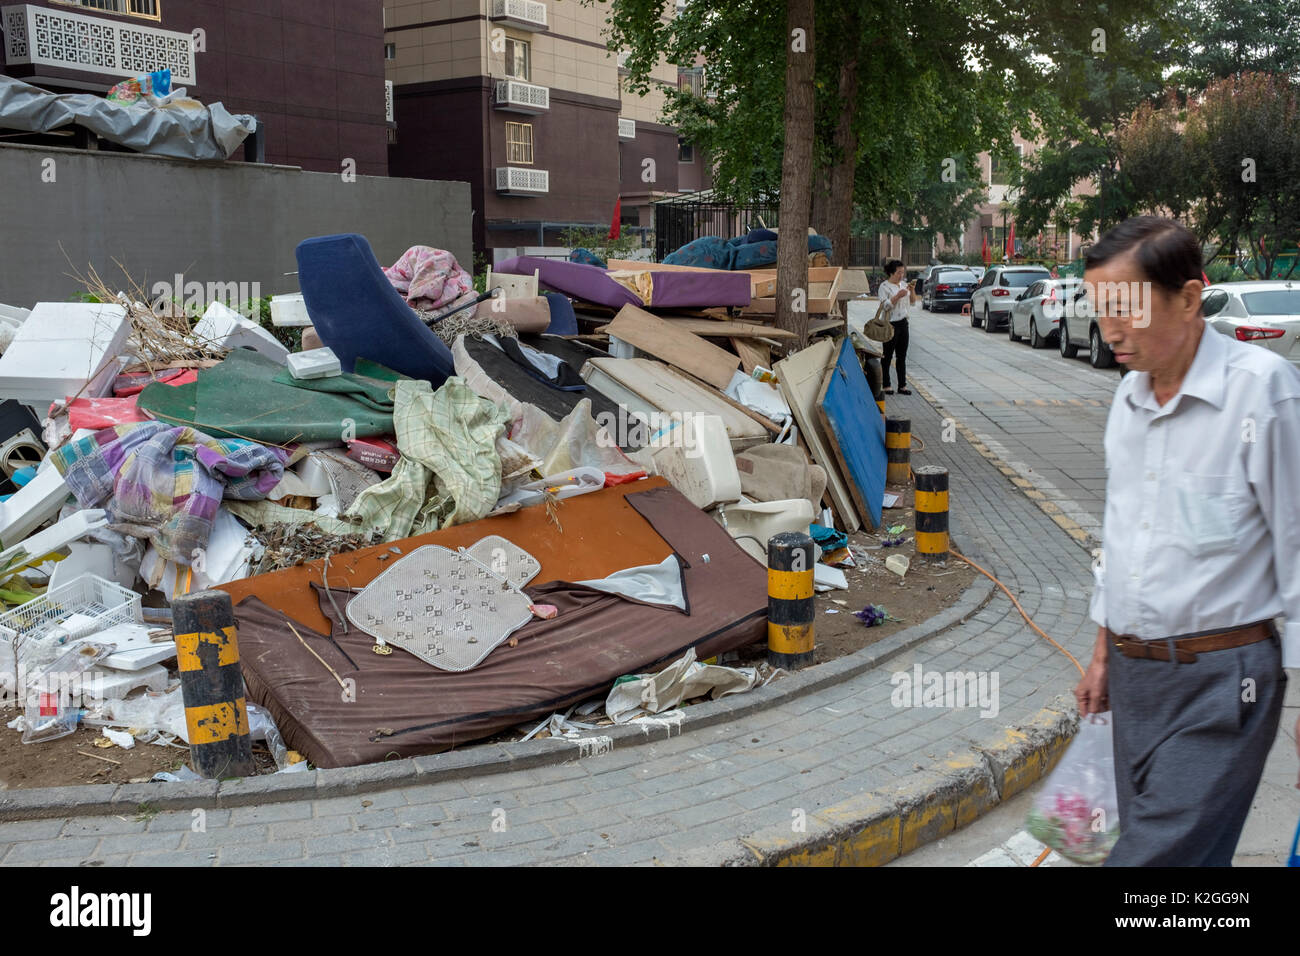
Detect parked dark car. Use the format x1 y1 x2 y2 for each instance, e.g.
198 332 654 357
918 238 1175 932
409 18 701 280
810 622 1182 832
924 269 979 312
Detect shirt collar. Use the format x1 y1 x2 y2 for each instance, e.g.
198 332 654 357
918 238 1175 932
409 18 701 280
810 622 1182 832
1125 324 1227 412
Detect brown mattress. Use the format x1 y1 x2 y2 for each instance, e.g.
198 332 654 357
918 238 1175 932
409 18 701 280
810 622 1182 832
220 482 768 767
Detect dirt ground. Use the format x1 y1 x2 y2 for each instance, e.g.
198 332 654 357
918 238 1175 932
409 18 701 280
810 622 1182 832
0 713 279 790
736 482 978 666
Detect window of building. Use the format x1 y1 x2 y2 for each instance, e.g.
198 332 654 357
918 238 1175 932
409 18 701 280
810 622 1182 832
504 37 531 82
384 42 396 60
53 0 160 19
989 145 1023 186
506 122 534 165
678 69 703 97
678 139 694 163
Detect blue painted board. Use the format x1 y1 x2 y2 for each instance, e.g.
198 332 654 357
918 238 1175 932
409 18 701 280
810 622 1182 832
816 337 886 529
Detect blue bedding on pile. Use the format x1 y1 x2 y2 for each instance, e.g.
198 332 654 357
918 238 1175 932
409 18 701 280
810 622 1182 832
663 232 832 270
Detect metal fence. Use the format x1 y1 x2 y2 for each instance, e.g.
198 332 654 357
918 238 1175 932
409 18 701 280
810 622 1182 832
653 195 779 261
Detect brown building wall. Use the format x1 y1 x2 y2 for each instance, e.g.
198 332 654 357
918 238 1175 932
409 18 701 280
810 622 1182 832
2 0 389 174
391 78 622 254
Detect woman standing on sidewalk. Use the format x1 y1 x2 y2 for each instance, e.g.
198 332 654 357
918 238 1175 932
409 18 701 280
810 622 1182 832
877 259 917 394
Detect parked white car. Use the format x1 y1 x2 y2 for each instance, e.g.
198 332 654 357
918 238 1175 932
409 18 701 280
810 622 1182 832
1007 277 1083 348
969 264 1051 332
1201 281 1300 367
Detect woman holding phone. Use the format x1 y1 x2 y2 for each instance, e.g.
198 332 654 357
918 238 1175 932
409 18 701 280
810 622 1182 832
877 258 917 394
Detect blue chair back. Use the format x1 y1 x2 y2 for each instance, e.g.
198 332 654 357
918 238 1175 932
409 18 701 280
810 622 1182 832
295 234 455 386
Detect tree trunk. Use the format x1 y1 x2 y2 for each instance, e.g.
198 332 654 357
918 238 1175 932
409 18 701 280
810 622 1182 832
776 0 816 345
824 8 860 268
811 165 832 240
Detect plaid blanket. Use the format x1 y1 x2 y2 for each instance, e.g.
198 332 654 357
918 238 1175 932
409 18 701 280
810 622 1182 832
50 420 288 565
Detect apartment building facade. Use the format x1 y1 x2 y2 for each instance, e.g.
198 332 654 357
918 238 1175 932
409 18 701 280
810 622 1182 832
384 0 708 255
0 0 389 173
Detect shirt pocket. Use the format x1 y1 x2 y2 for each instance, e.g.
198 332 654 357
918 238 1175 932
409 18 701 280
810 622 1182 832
1173 473 1247 556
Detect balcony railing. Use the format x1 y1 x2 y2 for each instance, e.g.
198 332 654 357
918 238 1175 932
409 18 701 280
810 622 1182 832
385 80 394 123
490 0 547 32
496 166 549 195
494 79 549 114
2 3 196 84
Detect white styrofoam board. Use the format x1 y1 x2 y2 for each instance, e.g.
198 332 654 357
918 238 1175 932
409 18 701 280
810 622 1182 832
0 304 30 327
94 622 176 671
83 663 169 701
0 465 71 548
287 347 340 380
270 292 314 327
0 509 107 567
0 303 130 401
193 301 289 363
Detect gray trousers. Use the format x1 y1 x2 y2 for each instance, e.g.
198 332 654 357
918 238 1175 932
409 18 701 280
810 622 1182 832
1104 627 1286 866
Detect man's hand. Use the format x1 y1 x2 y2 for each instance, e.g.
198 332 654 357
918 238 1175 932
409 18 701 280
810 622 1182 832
1074 626 1110 715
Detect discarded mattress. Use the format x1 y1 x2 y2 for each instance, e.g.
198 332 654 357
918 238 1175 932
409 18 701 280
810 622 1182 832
493 256 751 309
221 480 768 766
459 335 635 444
0 75 255 161
137 349 399 444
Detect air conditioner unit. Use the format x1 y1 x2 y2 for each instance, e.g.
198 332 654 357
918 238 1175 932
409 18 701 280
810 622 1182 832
494 80 549 114
496 167 549 195
490 0 548 32
618 117 636 139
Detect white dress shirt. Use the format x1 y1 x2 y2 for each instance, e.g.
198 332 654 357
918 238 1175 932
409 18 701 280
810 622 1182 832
878 280 911 322
1090 323 1300 668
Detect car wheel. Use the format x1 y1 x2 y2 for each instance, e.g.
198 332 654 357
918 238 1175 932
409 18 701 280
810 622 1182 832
971 305 982 328
1008 313 1021 342
1059 318 1079 357
983 305 997 333
1029 317 1047 349
1089 325 1116 368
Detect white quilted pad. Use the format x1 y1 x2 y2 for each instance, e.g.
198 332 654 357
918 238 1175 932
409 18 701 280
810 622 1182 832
462 535 541 589
344 545 533 671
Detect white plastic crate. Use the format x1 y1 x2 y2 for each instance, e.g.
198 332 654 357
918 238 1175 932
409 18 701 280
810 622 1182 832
0 573 143 648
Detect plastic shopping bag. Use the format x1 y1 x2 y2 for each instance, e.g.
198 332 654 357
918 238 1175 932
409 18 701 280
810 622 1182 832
1025 712 1120 864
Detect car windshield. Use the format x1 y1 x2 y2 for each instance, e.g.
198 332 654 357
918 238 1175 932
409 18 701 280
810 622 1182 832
938 272 976 283
1003 271 1049 287
1241 289 1300 316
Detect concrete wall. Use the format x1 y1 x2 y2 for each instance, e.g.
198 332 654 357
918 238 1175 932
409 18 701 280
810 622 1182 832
0 142 472 309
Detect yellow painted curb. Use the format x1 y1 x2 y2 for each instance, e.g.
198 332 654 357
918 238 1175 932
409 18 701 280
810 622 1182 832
743 704 1077 866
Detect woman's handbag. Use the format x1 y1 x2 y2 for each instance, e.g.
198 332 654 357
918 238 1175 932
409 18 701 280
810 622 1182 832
864 298 895 344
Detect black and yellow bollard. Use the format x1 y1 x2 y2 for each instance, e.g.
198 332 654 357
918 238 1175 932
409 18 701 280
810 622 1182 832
767 531 815 670
173 589 254 779
914 465 950 562
885 418 912 485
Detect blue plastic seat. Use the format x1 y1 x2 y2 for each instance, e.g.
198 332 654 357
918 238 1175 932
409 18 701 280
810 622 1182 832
542 292 578 335
294 234 456 386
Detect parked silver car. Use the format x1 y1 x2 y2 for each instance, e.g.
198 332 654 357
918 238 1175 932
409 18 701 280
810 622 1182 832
1008 277 1083 348
1057 286 1117 368
969 264 1051 331
1201 281 1300 367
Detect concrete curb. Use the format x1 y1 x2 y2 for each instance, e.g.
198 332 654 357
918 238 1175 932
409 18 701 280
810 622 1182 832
0 571 997 823
724 696 1080 867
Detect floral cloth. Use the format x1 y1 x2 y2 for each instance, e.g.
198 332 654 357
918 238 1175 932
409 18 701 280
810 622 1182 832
383 246 475 312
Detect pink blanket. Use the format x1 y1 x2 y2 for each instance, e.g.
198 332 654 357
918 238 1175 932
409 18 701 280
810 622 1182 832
383 246 474 312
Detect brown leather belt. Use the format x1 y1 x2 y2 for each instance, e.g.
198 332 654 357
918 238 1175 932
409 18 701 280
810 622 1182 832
1109 622 1273 663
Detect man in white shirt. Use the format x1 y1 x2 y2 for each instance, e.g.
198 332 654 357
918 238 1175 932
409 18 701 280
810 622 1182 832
1073 216 1300 866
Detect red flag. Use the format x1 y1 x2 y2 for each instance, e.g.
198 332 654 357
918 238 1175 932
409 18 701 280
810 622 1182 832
1202 270 1211 285
981 232 991 265
1006 222 1016 259
608 197 622 240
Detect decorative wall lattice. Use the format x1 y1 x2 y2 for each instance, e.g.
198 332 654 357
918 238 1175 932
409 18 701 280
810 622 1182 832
1 4 195 85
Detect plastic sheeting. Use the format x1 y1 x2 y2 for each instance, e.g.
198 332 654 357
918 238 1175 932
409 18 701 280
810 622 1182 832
0 75 256 161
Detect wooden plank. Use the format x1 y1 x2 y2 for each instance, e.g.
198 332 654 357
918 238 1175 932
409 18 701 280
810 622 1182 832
815 338 885 530
671 366 784 435
773 339 860 533
740 266 842 283
581 358 767 450
595 318 794 340
602 304 740 391
731 338 770 375
653 319 795 340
